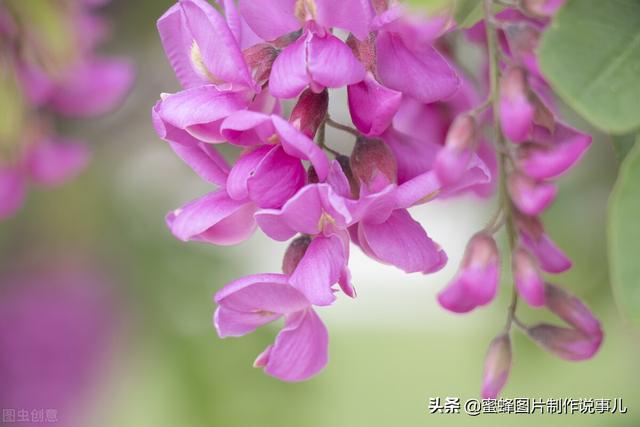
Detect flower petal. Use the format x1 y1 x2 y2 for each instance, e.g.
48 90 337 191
238 0 299 42
268 33 311 99
248 146 306 208
179 0 254 88
263 309 329 382
307 31 366 90
314 0 372 40
272 115 329 181
220 110 275 146
376 31 459 103
215 273 309 313
289 235 345 306
166 190 257 245
348 73 402 136
358 209 447 273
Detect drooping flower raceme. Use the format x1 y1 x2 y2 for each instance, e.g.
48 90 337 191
0 0 134 220
153 0 600 390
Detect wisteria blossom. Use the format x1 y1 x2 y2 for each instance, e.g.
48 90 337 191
153 0 601 393
0 0 133 220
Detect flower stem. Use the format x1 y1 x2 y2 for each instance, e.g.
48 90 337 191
326 117 360 137
484 0 519 331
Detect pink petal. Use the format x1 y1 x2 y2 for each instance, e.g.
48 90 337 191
348 73 402 136
49 57 134 118
157 3 206 88
215 273 309 313
499 68 535 143
383 128 441 183
268 33 310 99
152 100 230 185
358 209 447 273
307 31 366 91
166 190 257 245
520 229 572 274
215 306 281 337
255 184 351 240
527 324 602 361
272 115 329 181
247 146 306 208
513 248 545 307
27 139 90 186
0 166 26 221
179 0 254 89
289 235 345 306
220 110 275 146
263 309 328 381
314 0 373 40
157 86 248 142
226 146 273 200
376 31 459 103
238 0 299 42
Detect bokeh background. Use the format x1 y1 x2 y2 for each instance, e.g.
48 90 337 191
1 1 638 426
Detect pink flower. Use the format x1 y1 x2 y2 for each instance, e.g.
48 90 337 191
516 214 572 273
214 273 328 381
437 233 500 313
512 247 545 307
508 172 556 216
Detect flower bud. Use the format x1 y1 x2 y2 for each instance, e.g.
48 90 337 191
522 0 566 18
512 247 545 307
289 88 328 138
243 43 279 87
527 324 602 361
515 213 572 274
499 67 534 143
508 172 556 216
437 233 500 313
350 137 397 194
516 132 591 180
481 334 512 399
282 235 312 275
544 283 602 336
434 114 475 186
335 154 360 198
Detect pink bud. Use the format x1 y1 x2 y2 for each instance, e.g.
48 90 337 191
437 233 500 313
512 248 545 307
481 334 512 399
289 88 329 138
346 34 376 72
434 114 475 186
544 283 602 336
350 137 397 194
500 67 534 143
243 43 279 86
503 23 540 68
516 214 572 274
516 125 591 180
522 0 566 17
508 172 556 215
527 324 602 361
282 235 312 275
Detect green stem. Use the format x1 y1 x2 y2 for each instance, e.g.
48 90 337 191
484 0 520 331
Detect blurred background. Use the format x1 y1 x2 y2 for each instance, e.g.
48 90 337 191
0 1 638 426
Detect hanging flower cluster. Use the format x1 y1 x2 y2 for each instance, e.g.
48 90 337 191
153 0 602 390
0 0 133 220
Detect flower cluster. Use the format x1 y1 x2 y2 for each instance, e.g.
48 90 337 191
436 3 601 398
0 0 133 220
153 0 601 389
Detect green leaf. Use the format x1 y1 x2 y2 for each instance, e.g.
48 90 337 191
608 141 640 324
539 0 640 134
611 133 638 162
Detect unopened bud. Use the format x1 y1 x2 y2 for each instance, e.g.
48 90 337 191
350 137 397 193
512 247 545 307
522 0 565 18
508 172 556 216
527 324 602 361
282 235 312 275
243 43 279 87
463 233 499 271
500 67 534 143
289 89 328 138
435 114 475 185
544 283 602 336
481 334 512 399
